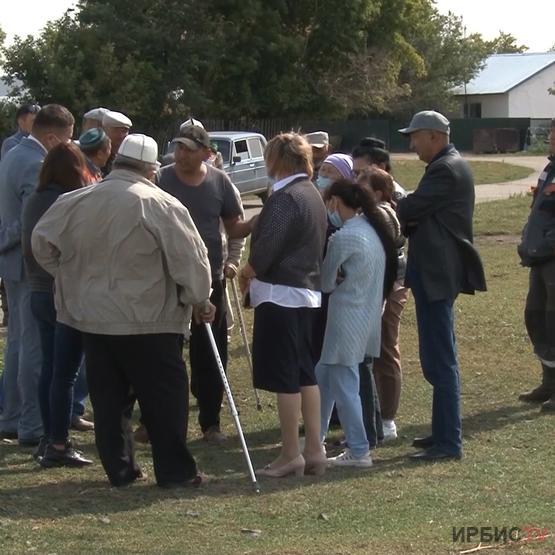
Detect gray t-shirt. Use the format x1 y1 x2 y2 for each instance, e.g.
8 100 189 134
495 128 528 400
157 164 242 279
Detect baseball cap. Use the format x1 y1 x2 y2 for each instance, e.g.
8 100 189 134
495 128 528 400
117 134 159 166
398 110 450 135
172 125 211 150
305 131 329 148
179 117 205 132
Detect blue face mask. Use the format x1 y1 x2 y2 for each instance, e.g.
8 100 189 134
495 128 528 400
327 210 343 228
316 176 333 191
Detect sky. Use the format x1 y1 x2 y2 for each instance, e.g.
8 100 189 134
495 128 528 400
1 0 554 52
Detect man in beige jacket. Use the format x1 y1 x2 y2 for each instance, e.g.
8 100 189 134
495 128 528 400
32 134 214 488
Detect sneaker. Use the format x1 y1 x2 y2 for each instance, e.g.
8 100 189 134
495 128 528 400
327 448 373 468
39 441 93 468
382 419 398 441
203 425 227 444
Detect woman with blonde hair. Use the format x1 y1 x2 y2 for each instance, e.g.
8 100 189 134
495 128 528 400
240 133 328 477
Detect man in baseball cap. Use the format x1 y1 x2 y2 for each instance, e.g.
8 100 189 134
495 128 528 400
397 109 485 462
32 132 213 487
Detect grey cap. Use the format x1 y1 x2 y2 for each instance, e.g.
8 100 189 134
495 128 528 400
398 110 450 135
305 131 329 148
83 107 109 121
103 110 132 129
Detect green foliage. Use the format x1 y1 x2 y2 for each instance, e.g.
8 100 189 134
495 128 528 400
0 0 505 134
484 31 528 54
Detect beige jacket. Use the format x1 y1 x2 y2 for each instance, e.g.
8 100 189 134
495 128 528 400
32 169 211 336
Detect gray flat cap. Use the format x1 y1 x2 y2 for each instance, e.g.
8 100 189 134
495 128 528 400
83 107 109 121
103 110 132 129
399 110 450 135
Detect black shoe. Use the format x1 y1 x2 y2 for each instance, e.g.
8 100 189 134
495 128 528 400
541 393 555 412
412 435 434 449
33 437 48 461
0 430 18 440
158 473 204 489
19 437 41 447
518 385 552 403
39 442 93 468
409 447 462 462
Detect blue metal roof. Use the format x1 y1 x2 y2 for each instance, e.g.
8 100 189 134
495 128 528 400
453 52 555 95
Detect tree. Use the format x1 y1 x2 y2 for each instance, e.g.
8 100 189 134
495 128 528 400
485 32 528 54
0 0 497 130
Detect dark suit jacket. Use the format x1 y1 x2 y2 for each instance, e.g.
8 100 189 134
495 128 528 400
397 144 486 301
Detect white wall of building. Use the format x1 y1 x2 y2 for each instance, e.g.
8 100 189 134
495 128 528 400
508 63 555 118
457 93 509 118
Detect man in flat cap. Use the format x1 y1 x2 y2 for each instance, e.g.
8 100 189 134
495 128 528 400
305 131 330 181
396 110 486 462
81 108 109 134
518 117 555 412
157 125 252 444
101 110 132 175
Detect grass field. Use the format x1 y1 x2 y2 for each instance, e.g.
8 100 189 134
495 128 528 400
392 160 534 190
0 195 553 554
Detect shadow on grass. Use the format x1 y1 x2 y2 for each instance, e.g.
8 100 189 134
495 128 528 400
396 402 543 441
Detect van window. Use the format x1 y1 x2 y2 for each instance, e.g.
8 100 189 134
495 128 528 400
247 137 264 159
234 140 250 162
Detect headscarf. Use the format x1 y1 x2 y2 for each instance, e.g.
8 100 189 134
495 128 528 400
322 153 353 179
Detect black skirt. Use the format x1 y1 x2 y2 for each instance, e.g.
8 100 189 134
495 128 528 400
252 302 317 394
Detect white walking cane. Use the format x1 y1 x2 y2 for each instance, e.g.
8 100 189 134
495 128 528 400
229 278 263 411
204 322 260 493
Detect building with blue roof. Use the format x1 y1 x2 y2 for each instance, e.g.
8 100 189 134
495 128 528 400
453 52 555 119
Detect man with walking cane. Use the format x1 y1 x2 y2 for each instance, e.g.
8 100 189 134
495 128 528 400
32 134 214 488
157 125 254 443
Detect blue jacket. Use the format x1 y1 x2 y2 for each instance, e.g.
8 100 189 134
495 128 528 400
518 156 555 266
0 137 46 281
0 130 26 159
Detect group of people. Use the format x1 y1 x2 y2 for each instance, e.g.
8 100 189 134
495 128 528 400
0 100 552 488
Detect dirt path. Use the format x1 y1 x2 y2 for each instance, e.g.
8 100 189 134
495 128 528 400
392 153 546 204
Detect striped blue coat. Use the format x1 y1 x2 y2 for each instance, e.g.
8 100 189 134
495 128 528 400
319 215 385 366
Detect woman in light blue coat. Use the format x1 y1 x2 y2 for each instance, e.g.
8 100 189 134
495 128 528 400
317 179 397 467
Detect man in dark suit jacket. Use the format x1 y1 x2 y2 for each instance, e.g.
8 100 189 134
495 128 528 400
0 105 74 446
397 110 486 462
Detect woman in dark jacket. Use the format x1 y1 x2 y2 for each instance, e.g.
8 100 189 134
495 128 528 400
239 133 328 477
22 141 92 467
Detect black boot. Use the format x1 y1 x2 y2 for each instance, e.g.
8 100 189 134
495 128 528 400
518 365 555 403
541 393 555 412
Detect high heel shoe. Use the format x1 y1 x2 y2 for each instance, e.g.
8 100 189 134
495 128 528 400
257 454 305 478
303 454 327 476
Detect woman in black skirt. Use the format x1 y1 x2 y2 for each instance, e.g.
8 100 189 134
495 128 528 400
239 133 328 477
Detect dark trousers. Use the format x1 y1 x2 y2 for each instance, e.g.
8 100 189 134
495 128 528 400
409 270 462 456
359 357 383 448
83 332 197 487
30 292 86 441
525 259 555 365
190 279 227 432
